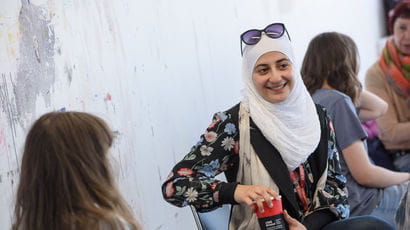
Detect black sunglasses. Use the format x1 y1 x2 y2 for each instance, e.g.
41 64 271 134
240 23 291 56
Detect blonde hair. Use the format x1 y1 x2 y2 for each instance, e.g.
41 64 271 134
12 112 141 230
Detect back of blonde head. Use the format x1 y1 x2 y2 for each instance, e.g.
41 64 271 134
12 112 140 230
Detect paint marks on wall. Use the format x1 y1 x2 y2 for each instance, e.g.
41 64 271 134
0 73 18 127
64 64 74 84
0 127 5 146
14 0 56 123
103 92 116 113
0 73 20 165
0 169 20 185
104 92 112 101
0 73 17 127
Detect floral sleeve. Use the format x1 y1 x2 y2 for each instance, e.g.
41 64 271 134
161 111 240 211
308 113 350 220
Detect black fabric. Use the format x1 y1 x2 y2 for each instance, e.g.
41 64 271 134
220 103 332 223
249 118 301 219
368 137 396 171
302 209 337 230
248 104 329 221
217 182 240 205
305 104 329 200
321 215 395 230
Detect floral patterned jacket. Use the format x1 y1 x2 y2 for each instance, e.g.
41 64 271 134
162 103 349 221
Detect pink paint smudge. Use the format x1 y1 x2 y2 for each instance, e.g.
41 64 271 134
104 93 112 101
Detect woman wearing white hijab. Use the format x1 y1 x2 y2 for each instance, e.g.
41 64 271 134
162 23 353 229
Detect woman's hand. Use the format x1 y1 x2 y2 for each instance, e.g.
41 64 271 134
283 210 307 230
233 184 280 213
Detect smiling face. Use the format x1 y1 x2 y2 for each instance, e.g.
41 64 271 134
393 17 410 55
252 51 294 103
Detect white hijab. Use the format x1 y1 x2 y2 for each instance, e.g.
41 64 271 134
241 33 321 171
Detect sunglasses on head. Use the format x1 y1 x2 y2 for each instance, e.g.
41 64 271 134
240 23 291 56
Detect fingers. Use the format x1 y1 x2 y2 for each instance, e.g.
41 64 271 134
254 199 264 213
283 210 298 227
283 210 307 230
262 193 273 209
266 187 280 200
254 187 279 209
252 188 269 212
234 185 254 206
243 196 255 207
283 210 295 223
233 184 280 212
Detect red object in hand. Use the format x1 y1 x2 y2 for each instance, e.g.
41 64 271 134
253 197 288 230
253 197 284 218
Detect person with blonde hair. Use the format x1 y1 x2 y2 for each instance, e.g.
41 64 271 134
12 112 141 230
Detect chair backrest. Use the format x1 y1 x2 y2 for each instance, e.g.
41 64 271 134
190 204 231 230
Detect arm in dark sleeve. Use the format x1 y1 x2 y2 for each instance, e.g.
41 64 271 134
161 111 240 211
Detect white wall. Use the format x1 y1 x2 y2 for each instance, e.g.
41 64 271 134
0 0 384 229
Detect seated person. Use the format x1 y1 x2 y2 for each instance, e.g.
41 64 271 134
357 89 393 170
365 0 410 173
162 22 350 230
301 31 410 227
12 111 141 230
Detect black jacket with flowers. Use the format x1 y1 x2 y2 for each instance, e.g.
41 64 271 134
161 103 349 222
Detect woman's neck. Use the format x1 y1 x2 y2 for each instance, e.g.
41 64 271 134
322 80 334 90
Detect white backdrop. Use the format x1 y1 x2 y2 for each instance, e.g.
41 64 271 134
0 0 384 229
